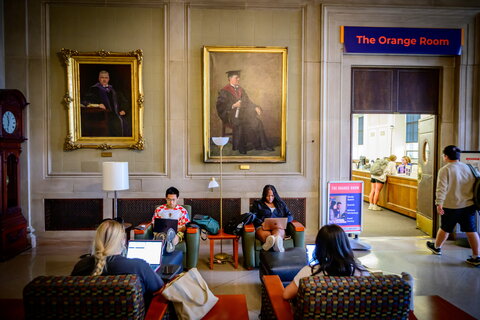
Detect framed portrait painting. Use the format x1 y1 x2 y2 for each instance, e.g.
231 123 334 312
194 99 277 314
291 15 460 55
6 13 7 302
203 46 287 162
60 49 144 150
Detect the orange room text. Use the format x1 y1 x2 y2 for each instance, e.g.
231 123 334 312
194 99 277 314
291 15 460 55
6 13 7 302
355 35 450 47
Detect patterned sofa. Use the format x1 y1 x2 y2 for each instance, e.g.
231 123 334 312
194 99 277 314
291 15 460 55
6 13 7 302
262 274 412 320
23 274 167 320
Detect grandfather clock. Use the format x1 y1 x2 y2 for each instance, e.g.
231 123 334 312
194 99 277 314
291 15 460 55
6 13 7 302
0 89 29 261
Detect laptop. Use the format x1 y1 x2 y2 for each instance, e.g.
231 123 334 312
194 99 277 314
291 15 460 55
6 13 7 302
126 240 163 272
306 244 316 266
153 218 178 234
262 217 288 231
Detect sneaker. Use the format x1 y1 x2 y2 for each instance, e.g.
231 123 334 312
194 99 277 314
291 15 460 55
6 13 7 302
466 256 480 266
426 241 442 255
372 204 383 211
273 235 285 252
165 228 176 253
262 235 276 251
368 203 374 210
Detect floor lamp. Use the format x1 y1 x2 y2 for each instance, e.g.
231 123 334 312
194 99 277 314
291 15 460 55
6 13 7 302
211 137 229 261
102 162 129 220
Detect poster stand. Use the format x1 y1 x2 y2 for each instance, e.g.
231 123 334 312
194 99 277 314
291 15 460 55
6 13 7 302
327 181 371 251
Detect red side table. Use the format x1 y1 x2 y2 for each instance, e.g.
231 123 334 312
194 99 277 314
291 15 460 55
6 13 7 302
207 230 239 269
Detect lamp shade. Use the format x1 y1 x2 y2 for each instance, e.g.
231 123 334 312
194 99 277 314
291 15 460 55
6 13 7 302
212 137 229 146
208 177 219 189
102 162 129 191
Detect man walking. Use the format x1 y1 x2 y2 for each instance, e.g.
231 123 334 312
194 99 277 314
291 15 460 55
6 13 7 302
426 145 480 266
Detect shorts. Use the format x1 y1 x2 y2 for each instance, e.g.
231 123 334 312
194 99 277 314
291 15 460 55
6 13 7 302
370 178 385 184
440 205 477 233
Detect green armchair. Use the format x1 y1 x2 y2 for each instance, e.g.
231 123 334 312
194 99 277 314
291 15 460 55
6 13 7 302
133 204 200 270
241 220 305 269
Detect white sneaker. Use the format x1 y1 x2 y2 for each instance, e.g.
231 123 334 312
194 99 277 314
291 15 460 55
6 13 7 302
373 204 383 211
262 235 276 251
273 235 284 252
368 203 374 210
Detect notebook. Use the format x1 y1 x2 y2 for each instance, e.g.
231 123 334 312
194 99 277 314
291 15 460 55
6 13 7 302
153 218 179 234
126 240 163 272
262 217 288 231
306 244 316 266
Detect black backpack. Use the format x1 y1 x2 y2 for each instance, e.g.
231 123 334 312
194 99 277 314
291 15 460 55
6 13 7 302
467 164 480 210
224 212 257 236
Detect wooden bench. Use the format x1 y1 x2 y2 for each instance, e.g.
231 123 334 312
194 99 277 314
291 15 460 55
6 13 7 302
147 293 249 320
1 294 249 320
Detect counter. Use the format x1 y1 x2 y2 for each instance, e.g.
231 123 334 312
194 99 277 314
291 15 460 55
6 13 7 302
352 169 418 218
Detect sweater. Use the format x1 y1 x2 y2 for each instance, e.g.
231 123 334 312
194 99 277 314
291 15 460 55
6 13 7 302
435 161 475 208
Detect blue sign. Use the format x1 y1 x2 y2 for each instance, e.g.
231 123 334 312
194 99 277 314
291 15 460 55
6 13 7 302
342 26 462 55
327 181 364 233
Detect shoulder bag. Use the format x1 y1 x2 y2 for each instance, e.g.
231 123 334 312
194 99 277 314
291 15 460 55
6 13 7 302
161 267 219 320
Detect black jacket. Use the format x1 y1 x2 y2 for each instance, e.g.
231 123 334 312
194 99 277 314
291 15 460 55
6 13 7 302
250 199 293 228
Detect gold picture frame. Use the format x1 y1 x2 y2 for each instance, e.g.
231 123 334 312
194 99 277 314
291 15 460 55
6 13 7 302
203 46 287 163
60 49 144 151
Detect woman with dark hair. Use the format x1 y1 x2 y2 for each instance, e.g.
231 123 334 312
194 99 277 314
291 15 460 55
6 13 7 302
283 224 369 299
250 184 293 252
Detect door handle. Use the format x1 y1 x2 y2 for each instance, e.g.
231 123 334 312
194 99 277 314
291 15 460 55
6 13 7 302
417 166 423 182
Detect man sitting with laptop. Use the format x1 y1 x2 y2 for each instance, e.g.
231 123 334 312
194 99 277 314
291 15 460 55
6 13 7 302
151 186 190 253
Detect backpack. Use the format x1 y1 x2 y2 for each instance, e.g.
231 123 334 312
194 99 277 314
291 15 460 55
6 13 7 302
467 164 480 210
224 212 257 236
192 214 220 235
370 159 388 176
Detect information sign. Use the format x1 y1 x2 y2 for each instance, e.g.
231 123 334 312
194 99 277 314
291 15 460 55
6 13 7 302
327 181 364 233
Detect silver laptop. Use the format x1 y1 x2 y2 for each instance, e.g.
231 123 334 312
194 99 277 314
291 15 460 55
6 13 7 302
306 244 316 266
126 240 163 272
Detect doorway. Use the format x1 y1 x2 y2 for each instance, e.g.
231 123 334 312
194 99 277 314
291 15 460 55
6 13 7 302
350 67 439 237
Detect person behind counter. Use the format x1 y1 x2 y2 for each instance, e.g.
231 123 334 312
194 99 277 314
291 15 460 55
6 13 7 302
368 155 397 211
251 184 293 252
71 219 164 306
397 156 412 174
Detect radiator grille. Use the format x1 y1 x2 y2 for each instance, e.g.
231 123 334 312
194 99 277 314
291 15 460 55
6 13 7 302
45 199 103 230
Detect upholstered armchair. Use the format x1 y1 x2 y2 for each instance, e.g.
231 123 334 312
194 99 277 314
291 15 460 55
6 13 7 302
262 274 412 320
133 204 200 269
23 274 168 320
241 220 305 269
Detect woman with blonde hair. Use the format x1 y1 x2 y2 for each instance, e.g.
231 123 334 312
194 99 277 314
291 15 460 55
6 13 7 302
71 219 163 304
368 155 397 211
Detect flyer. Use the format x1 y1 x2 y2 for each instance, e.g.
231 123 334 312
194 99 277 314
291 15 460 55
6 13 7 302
327 181 364 233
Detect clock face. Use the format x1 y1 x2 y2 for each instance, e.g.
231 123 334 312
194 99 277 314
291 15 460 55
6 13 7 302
2 111 17 134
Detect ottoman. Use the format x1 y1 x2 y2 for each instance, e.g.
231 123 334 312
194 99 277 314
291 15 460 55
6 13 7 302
259 247 307 287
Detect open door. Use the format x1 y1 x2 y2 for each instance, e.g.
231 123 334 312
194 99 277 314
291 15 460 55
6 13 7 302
416 116 437 236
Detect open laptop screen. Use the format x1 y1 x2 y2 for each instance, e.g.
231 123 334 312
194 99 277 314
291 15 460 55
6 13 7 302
306 244 316 266
126 240 163 267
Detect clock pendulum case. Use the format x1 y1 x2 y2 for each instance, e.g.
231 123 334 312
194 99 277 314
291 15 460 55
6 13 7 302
0 89 29 261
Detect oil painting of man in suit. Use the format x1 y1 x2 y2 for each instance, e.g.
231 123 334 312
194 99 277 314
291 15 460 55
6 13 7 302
80 68 131 137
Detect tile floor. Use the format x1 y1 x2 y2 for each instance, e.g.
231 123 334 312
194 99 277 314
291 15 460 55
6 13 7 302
1 208 479 319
